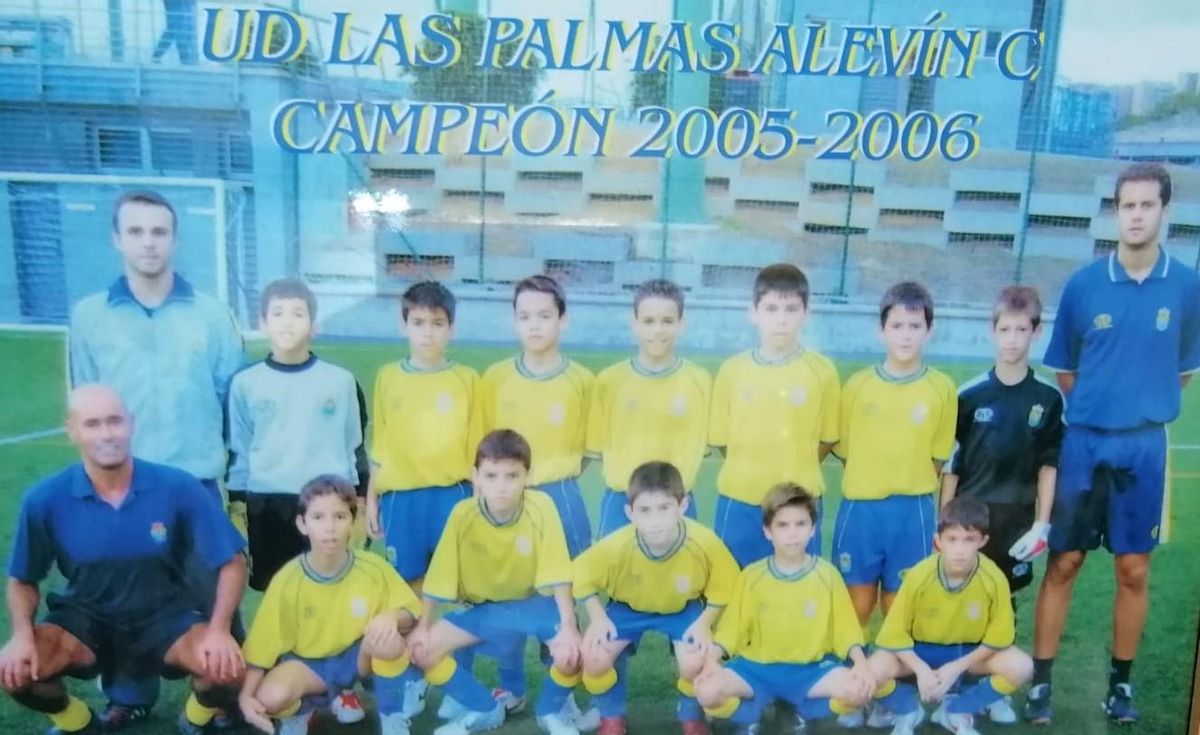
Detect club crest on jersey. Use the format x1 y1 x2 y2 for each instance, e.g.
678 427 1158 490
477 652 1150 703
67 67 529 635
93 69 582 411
150 521 167 543
515 535 534 556
675 575 692 593
322 398 336 416
739 388 755 403
1028 404 1045 428
804 599 818 618
1013 562 1030 579
1093 313 1113 330
967 602 982 620
548 402 566 426
671 395 689 416
252 399 276 419
974 407 994 423
1157 307 1171 331
911 404 928 425
789 386 807 407
1151 525 1160 540
838 552 852 572
385 546 398 564
436 393 453 413
350 596 369 618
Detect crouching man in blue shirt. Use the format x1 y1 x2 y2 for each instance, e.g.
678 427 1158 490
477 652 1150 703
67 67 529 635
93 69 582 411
0 385 248 735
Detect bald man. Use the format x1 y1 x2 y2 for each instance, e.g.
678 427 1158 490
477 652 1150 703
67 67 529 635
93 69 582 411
0 386 247 735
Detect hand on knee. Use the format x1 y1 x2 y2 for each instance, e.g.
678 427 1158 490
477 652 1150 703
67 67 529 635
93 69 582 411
693 676 724 709
582 650 615 678
551 649 580 677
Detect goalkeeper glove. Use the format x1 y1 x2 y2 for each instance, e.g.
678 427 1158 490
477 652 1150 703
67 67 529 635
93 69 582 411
1008 521 1050 562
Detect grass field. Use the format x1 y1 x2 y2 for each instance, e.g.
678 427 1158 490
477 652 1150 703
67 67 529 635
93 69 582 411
0 330 1198 734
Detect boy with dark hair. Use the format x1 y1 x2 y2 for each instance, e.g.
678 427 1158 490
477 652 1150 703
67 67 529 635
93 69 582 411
412 430 583 735
238 475 422 735
866 497 1033 735
588 280 711 537
833 281 957 628
709 263 840 566
695 482 873 734
575 461 739 735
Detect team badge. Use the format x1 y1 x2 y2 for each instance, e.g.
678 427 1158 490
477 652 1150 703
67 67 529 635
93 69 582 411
974 407 994 423
190 339 205 353
1093 313 1113 330
500 400 517 416
671 395 689 416
967 602 981 620
322 398 336 416
1151 525 1160 540
863 403 878 417
515 535 534 556
911 404 928 425
436 393 453 413
1028 404 1045 428
624 397 639 413
548 403 566 426
804 599 818 618
789 386 807 407
350 596 369 618
675 575 692 593
150 521 167 543
253 399 277 419
739 388 755 403
1157 307 1171 331
1013 562 1030 579
838 552 852 572
386 546 398 564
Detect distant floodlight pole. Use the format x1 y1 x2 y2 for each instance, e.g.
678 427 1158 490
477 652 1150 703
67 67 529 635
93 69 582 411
661 0 708 226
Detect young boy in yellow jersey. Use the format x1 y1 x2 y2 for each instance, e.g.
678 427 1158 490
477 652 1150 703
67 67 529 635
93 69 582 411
866 497 1033 735
709 264 840 566
238 475 423 735
366 280 482 588
410 430 583 735
833 282 957 626
588 279 711 537
695 483 874 735
575 462 740 735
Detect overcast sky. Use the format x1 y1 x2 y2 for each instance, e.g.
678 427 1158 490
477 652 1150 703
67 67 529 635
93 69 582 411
1057 0 1200 84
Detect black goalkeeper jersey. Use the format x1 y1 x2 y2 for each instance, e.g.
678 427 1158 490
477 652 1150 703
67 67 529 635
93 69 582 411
948 367 1065 505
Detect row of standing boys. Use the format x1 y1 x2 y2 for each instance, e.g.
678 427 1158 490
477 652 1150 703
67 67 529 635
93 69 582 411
230 264 1059 735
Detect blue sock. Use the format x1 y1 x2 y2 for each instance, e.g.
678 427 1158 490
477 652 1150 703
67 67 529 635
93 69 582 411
947 677 1004 714
375 668 423 715
442 661 496 713
730 694 765 726
880 683 920 714
497 637 527 698
593 655 630 717
534 669 575 717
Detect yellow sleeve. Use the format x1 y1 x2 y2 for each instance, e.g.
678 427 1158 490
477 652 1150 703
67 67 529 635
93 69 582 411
535 504 573 591
835 373 860 459
382 563 422 618
702 534 741 608
820 359 841 445
982 573 1016 649
708 360 733 448
713 568 750 657
242 574 293 670
465 368 485 460
479 365 500 434
422 508 462 602
571 542 609 601
827 566 866 659
369 368 388 467
932 375 957 461
874 574 917 651
585 370 611 456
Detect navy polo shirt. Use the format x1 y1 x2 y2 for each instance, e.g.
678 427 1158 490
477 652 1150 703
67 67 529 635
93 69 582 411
1045 250 1200 430
7 459 245 621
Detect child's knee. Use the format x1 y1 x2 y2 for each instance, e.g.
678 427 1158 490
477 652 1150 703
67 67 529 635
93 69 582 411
994 648 1033 686
255 680 297 713
674 651 703 682
693 675 725 708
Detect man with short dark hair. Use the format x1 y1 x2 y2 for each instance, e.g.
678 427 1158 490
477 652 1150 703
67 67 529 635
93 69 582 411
0 385 247 735
68 191 244 728
1027 162 1200 724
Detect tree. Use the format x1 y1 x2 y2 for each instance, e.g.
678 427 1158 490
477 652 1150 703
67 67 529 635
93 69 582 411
411 14 542 106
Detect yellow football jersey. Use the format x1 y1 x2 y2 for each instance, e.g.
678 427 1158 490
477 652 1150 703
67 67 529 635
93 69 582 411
836 366 957 500
370 360 483 492
709 349 840 503
243 550 420 668
423 490 572 604
480 357 593 486
714 556 865 664
587 358 712 491
573 518 739 614
874 554 1015 650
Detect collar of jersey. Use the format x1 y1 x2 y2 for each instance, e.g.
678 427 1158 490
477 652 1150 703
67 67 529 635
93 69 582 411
1108 249 1169 283
989 366 1033 388
401 357 453 374
631 356 683 378
516 354 569 381
636 520 687 560
480 496 524 527
751 347 803 366
936 556 979 593
300 550 354 584
874 364 928 385
767 554 818 581
107 273 195 308
266 352 318 373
